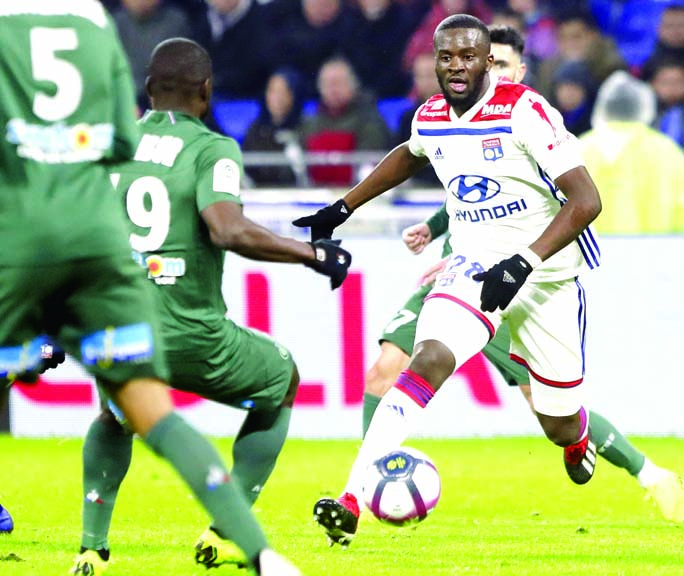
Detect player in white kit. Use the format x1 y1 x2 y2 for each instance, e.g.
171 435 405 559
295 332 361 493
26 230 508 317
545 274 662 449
293 14 602 547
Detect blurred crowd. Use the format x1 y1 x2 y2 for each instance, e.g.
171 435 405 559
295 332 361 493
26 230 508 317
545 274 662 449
104 0 684 233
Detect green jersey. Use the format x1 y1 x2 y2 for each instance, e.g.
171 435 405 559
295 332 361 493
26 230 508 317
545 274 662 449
113 110 244 356
0 0 140 265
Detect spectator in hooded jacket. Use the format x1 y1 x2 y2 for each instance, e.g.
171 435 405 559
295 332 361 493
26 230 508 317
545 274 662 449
242 68 307 187
579 70 684 234
549 60 598 137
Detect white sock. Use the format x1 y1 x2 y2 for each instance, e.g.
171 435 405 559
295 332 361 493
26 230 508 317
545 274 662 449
343 382 432 503
637 458 671 488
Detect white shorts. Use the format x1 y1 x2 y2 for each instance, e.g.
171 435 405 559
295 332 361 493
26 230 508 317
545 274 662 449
415 253 588 417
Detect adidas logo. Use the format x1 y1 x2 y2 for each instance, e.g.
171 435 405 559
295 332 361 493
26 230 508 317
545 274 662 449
434 147 444 160
340 205 348 214
502 271 516 283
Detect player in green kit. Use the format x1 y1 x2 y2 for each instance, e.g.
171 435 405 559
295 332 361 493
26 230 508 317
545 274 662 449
0 3 306 575
360 25 684 526
75 36 351 573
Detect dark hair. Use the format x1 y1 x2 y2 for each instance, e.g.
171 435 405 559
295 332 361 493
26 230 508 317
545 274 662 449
491 6 526 28
147 37 212 95
434 14 491 48
555 8 599 30
489 25 525 56
552 61 597 94
260 67 305 129
641 56 684 83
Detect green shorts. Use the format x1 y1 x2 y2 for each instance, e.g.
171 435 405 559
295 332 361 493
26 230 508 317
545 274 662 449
0 254 168 386
380 284 431 356
381 284 529 386
165 321 294 411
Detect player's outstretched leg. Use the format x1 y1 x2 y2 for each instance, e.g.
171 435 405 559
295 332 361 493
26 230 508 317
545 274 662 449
75 409 132 573
589 411 684 521
231 405 293 506
313 493 360 549
0 503 14 533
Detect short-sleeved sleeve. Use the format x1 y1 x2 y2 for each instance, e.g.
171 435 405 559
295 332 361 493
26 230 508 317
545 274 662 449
195 136 244 212
408 107 427 158
512 92 584 180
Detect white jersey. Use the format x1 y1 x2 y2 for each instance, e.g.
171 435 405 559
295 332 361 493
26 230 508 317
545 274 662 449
408 72 600 281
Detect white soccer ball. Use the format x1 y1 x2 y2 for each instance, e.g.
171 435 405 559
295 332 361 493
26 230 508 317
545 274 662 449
362 447 441 526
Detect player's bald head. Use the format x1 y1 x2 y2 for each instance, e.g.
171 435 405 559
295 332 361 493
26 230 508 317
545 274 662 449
147 38 212 96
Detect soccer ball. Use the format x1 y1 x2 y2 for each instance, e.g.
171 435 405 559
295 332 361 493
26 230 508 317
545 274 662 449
362 447 441 526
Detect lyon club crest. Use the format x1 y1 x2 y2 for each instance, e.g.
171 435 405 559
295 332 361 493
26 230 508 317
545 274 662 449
482 137 503 162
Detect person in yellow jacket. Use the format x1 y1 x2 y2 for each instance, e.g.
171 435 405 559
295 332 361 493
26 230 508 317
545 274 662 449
580 70 684 235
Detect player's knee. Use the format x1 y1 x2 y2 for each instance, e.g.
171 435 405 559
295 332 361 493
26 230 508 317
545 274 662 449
409 340 455 390
98 408 126 433
537 413 579 447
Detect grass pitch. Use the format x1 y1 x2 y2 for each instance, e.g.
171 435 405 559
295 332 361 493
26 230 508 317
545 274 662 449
0 435 682 576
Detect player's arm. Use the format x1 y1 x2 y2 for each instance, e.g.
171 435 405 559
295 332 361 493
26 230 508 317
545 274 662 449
528 166 601 262
402 222 432 254
473 94 601 312
402 202 449 254
202 200 351 290
518 95 602 262
344 143 428 210
197 140 314 262
198 141 351 289
202 201 314 263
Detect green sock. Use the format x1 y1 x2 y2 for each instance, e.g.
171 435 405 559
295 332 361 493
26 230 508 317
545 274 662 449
232 406 292 505
590 411 645 476
81 412 133 552
362 392 382 438
145 412 267 561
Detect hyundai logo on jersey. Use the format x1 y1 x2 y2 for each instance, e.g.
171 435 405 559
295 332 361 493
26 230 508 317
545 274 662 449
450 175 501 203
482 138 503 162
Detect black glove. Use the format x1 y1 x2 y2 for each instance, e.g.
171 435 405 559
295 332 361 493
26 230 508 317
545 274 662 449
306 239 352 290
292 199 353 241
472 254 533 312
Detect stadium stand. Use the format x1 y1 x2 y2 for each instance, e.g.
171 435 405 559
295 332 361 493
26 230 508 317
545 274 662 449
212 97 413 144
590 0 671 68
